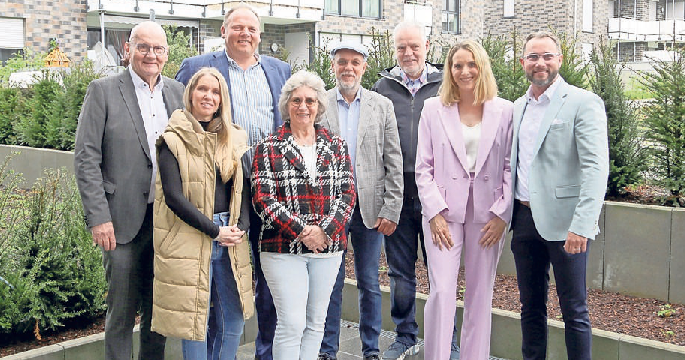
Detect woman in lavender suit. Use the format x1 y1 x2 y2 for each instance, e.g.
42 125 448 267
415 40 513 360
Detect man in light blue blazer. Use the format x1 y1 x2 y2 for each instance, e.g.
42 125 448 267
510 31 608 360
175 5 291 360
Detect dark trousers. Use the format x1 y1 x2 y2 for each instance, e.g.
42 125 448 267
250 207 276 360
321 206 384 357
102 204 165 360
383 175 427 346
510 201 592 360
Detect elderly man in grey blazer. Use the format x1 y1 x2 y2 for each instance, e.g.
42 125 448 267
74 21 184 360
510 31 609 360
318 42 403 360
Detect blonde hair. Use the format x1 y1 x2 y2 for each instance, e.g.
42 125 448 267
183 68 235 172
438 40 498 106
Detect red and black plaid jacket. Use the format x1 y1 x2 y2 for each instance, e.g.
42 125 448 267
251 123 356 254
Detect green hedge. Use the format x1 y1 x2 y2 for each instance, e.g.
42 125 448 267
0 158 106 342
0 60 102 151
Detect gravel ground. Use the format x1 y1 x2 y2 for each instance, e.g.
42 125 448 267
344 249 685 347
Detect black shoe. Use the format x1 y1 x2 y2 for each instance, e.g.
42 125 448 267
365 355 381 360
318 353 336 360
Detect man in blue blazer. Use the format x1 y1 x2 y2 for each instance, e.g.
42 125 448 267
176 5 291 360
510 31 608 360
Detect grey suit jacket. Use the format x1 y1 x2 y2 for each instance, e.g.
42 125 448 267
75 70 185 244
320 88 404 228
511 78 609 241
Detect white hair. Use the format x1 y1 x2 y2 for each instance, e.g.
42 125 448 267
393 22 427 43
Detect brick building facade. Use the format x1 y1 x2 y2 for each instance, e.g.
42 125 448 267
0 0 88 63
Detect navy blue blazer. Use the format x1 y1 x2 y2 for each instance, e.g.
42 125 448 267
175 51 291 131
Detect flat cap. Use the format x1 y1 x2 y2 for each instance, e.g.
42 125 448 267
330 41 369 60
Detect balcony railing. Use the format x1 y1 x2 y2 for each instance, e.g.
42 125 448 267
87 0 324 21
608 18 685 42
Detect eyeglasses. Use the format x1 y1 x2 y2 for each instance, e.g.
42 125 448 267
523 52 560 62
290 97 317 107
134 43 168 56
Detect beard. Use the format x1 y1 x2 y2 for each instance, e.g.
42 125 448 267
527 69 558 88
336 75 361 93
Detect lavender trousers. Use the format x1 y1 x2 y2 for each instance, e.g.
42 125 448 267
422 183 504 360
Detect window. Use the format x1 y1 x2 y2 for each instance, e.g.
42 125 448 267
0 17 25 65
325 0 380 18
503 0 514 17
442 0 459 33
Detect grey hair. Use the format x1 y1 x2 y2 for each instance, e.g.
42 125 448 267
524 31 561 53
224 4 260 26
278 70 327 124
393 22 427 43
128 21 166 43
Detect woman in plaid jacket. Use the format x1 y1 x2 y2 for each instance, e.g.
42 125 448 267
251 70 356 360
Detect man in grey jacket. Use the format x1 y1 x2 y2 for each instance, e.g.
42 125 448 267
74 21 184 360
319 42 403 360
371 22 445 360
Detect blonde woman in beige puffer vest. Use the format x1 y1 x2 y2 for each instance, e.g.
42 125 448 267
151 67 253 360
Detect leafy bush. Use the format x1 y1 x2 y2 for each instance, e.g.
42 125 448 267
362 28 396 90
44 61 102 150
639 48 685 201
589 40 645 196
0 48 46 85
163 25 198 79
0 87 26 144
481 31 528 102
306 39 335 90
0 165 106 341
14 71 63 148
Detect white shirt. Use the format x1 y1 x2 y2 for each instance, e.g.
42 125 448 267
129 67 169 203
515 77 562 202
461 122 481 173
296 143 317 183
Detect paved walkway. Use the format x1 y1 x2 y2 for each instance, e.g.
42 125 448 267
236 320 509 360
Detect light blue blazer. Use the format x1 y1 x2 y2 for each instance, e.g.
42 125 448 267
510 78 609 241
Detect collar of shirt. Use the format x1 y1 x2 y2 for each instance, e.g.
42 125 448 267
335 87 362 106
128 67 164 92
398 67 427 96
224 50 261 69
526 75 562 104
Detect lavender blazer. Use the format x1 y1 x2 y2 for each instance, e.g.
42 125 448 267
415 96 514 224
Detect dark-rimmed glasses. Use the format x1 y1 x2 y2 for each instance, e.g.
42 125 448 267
134 43 168 56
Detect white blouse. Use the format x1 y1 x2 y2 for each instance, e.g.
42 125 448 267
461 122 481 173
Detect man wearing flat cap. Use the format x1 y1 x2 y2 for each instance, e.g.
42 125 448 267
318 41 404 360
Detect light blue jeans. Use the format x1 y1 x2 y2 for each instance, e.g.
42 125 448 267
182 212 244 360
260 252 343 360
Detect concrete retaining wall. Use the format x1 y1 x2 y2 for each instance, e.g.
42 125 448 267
0 145 74 188
496 202 685 304
6 281 685 360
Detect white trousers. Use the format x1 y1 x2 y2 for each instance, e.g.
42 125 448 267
261 252 343 360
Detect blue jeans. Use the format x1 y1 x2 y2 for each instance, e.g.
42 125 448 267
261 252 343 360
320 207 384 357
182 212 245 360
384 193 427 346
